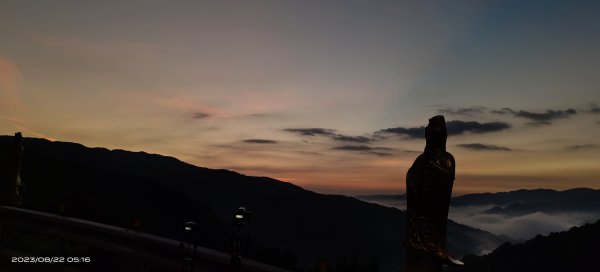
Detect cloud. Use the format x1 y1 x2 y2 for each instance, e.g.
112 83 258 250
0 115 52 140
192 112 210 119
0 57 23 112
583 103 600 114
0 115 24 126
332 135 372 143
564 144 599 151
446 120 511 135
243 139 278 144
333 145 383 151
450 210 600 240
492 107 577 125
0 57 53 140
458 143 512 151
284 128 374 143
438 106 486 116
360 195 600 241
377 120 510 139
227 113 280 120
377 126 425 139
332 145 393 156
283 128 337 136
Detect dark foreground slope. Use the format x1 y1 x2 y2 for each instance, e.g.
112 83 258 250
0 137 506 271
446 219 600 272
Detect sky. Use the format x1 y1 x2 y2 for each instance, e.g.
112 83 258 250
1 1 599 195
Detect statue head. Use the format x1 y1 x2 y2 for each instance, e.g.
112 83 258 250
425 115 447 153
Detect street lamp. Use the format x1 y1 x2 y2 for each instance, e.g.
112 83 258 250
231 207 252 271
233 207 251 227
181 221 199 272
185 221 199 232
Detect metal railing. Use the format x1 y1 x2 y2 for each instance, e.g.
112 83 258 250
0 206 291 272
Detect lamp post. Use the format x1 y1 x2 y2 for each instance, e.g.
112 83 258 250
231 207 251 272
1 132 24 206
0 132 24 248
181 221 199 272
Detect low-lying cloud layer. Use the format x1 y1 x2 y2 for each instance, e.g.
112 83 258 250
357 196 600 241
450 205 600 240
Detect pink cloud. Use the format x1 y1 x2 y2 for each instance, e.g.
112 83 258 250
0 56 53 140
0 56 23 112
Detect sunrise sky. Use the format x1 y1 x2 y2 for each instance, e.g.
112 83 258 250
1 1 599 195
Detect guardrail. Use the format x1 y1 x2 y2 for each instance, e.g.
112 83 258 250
0 206 291 272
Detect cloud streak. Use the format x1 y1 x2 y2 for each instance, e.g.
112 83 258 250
377 120 511 139
332 135 372 143
458 143 512 151
446 120 511 135
564 144 599 151
243 139 279 144
0 57 23 113
284 128 336 136
438 106 486 116
192 112 211 119
284 128 374 143
332 145 393 156
583 103 600 114
492 108 577 125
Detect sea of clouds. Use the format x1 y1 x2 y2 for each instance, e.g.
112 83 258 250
357 197 600 241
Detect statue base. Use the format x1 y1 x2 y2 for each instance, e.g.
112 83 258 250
406 247 443 272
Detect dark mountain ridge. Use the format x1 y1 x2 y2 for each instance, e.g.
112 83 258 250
451 188 600 213
0 136 507 271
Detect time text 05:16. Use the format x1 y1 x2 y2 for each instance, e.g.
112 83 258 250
12 257 91 263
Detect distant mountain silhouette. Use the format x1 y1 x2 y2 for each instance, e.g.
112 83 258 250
451 188 600 214
358 188 600 215
355 195 407 210
481 202 529 216
0 136 508 271
446 219 600 272
481 206 509 215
